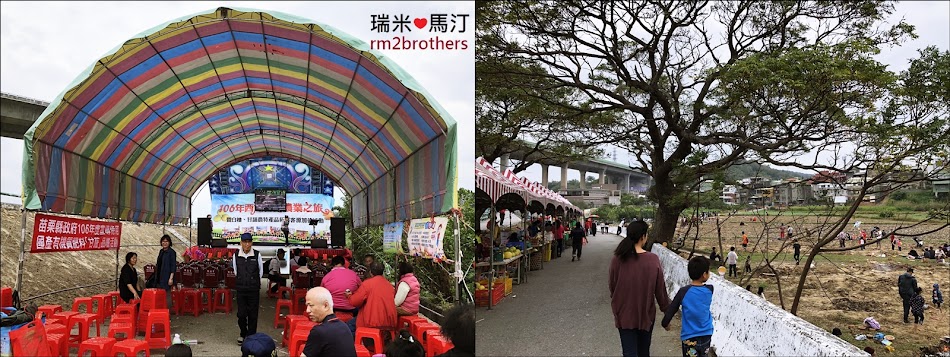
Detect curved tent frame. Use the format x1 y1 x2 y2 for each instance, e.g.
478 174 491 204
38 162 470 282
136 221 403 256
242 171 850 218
20 7 458 227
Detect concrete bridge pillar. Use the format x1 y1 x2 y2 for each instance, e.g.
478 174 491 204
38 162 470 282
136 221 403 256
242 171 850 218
599 169 606 185
500 154 510 172
579 170 587 189
561 163 568 190
541 164 549 187
626 174 631 193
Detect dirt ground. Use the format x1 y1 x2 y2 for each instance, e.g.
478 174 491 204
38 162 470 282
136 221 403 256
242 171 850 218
664 212 950 356
0 204 198 311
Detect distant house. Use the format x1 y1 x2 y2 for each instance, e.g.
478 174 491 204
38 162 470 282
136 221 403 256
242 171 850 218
934 171 950 198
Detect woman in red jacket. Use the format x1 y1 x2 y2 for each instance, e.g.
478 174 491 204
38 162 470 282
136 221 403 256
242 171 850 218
609 221 671 357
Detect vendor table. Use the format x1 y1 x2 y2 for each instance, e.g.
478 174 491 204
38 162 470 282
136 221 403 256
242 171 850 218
476 254 523 285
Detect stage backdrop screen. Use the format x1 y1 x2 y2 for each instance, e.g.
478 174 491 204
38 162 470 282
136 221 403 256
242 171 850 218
208 157 335 245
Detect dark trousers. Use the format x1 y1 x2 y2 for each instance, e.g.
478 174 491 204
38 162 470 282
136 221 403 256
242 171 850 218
268 274 286 293
236 290 261 337
572 239 583 258
556 240 564 257
618 328 652 357
913 312 924 324
681 335 711 357
793 251 800 263
728 264 737 277
901 294 911 322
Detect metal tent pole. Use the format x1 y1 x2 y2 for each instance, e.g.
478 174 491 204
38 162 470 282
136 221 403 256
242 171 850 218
16 208 28 300
454 213 461 304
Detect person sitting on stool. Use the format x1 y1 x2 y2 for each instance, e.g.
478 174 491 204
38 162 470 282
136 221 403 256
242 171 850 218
268 249 286 294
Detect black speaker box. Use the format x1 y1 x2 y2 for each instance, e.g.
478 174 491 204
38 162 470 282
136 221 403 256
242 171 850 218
211 239 228 248
197 217 212 246
330 217 346 247
311 238 329 249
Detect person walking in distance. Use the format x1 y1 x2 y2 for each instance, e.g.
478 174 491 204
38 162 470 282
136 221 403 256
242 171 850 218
570 222 587 262
792 240 802 265
725 247 738 278
553 220 567 258
897 267 919 324
609 221 671 357
233 232 264 344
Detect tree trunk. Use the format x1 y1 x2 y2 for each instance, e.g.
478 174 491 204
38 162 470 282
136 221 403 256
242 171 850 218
649 201 685 249
789 247 820 315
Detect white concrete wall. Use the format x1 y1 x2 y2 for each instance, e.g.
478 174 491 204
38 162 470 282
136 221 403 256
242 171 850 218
652 245 869 357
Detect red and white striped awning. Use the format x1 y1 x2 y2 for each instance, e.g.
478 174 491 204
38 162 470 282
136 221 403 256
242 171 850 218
475 157 579 212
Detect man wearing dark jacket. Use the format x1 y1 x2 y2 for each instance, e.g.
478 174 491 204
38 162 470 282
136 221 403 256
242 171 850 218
898 267 918 323
233 233 264 344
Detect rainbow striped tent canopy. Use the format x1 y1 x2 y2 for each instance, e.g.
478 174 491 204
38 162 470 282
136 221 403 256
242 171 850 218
21 7 458 228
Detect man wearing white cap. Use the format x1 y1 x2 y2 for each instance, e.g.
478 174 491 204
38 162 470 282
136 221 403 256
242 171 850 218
233 232 264 345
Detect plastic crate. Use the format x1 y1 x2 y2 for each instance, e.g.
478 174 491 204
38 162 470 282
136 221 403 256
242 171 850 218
504 278 513 296
475 283 505 307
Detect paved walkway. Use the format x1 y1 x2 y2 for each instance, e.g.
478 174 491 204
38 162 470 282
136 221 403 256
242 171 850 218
475 229 682 356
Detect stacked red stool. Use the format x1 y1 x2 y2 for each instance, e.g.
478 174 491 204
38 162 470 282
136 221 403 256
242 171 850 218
113 338 151 357
77 336 116 356
355 327 388 355
66 313 101 351
288 321 318 357
91 293 113 321
37 304 62 320
426 333 455 357
274 298 294 328
72 296 94 315
138 288 166 332
281 315 309 347
145 309 171 349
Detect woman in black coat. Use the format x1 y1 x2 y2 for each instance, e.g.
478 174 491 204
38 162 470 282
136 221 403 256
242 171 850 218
118 252 141 303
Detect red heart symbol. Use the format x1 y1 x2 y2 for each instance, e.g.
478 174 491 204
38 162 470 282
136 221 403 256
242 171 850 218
413 18 427 29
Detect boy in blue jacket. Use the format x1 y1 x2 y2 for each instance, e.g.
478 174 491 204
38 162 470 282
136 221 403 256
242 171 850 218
662 256 714 357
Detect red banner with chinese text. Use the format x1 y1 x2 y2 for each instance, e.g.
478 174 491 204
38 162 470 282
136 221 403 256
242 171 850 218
31 213 122 252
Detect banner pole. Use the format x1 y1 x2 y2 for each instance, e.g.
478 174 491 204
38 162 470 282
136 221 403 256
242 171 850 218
16 208 28 300
454 213 461 304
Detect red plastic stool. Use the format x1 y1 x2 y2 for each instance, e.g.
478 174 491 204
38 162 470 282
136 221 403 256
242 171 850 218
112 303 138 331
411 321 439 341
355 327 387 355
288 322 317 357
212 288 233 313
197 288 213 313
180 289 202 317
45 322 67 335
169 288 183 315
414 322 441 345
46 333 68 357
138 289 166 331
107 291 122 309
426 333 454 357
276 286 292 299
78 336 116 357
292 289 308 315
275 299 294 328
72 297 94 314
145 309 171 349
37 304 63 320
112 338 151 357
399 315 427 330
355 344 372 357
49 311 79 326
282 315 309 347
92 294 112 321
67 313 101 348
108 320 136 341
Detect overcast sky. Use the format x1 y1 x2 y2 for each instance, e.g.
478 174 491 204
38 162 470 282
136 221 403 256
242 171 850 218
0 1 475 222
498 1 950 187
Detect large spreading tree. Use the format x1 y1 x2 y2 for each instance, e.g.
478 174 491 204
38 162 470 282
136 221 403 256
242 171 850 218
480 0 936 245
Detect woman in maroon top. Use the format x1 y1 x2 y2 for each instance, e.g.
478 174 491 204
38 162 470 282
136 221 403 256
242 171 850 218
609 221 671 357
